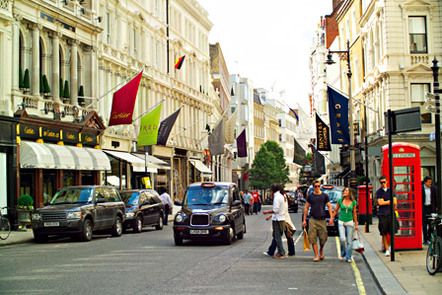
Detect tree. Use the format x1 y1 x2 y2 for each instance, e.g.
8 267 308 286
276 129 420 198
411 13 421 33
63 80 70 99
249 141 291 189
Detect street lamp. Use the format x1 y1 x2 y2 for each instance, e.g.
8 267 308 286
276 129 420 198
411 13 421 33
325 40 357 188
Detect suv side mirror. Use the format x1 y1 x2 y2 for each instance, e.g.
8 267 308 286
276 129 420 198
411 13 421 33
174 201 182 206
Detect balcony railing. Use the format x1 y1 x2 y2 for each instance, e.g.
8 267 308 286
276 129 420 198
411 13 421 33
411 54 429 65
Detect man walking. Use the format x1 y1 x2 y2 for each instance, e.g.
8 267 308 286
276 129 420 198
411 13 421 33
302 180 333 262
252 189 262 215
375 176 397 256
243 190 252 215
263 184 287 259
159 188 173 226
422 176 438 244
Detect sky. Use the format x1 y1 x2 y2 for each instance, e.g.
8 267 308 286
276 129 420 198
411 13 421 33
198 0 333 111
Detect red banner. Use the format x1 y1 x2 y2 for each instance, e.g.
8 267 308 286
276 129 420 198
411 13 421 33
108 71 143 126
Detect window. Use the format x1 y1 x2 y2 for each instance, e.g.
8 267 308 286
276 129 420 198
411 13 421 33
411 83 429 102
409 16 427 53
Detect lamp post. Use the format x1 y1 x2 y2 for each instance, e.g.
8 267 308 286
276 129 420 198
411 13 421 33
326 40 357 188
431 58 441 214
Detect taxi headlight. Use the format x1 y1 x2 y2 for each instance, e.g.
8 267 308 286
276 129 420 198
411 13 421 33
218 214 227 223
66 212 82 219
175 214 184 223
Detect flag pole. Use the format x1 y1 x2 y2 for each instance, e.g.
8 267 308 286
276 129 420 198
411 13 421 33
132 99 166 122
84 65 146 109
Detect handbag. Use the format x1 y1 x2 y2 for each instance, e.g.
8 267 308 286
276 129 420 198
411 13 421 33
352 230 364 253
303 228 311 251
285 222 296 239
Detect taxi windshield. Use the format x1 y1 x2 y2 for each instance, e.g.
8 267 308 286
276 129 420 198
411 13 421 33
184 186 229 206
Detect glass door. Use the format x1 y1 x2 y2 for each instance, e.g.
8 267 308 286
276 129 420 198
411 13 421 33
393 166 415 239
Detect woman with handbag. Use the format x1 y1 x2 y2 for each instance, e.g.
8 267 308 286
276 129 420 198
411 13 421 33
331 187 357 262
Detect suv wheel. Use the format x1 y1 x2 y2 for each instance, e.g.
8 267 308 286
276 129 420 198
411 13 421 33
111 216 123 237
155 214 164 230
133 216 143 233
81 219 93 241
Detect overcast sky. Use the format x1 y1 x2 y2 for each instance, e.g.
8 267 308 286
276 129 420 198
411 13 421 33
198 0 332 111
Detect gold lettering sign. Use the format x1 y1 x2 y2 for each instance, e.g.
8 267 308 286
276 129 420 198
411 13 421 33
335 104 341 109
110 112 131 119
23 127 36 135
66 134 75 140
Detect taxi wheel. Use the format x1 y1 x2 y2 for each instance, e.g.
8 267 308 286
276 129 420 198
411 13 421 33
237 223 246 240
225 226 235 245
174 236 183 246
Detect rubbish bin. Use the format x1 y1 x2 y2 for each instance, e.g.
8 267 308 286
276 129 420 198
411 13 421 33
357 185 373 225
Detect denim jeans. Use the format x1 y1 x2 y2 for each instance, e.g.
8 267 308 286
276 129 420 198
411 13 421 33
338 221 354 260
268 232 295 256
271 220 285 255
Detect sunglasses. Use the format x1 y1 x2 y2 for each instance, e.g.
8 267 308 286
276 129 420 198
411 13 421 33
380 181 386 184
313 185 320 188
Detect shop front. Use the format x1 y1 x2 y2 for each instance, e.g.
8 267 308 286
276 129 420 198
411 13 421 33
16 110 110 208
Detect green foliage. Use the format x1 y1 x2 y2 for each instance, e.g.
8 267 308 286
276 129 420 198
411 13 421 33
249 141 291 189
19 67 24 88
17 194 34 210
23 69 30 89
63 80 70 99
42 75 51 94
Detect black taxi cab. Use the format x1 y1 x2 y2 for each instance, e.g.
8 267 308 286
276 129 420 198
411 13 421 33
173 182 246 245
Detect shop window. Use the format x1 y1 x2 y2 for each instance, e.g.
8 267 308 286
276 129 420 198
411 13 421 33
43 170 56 203
20 171 35 204
411 83 431 124
63 170 75 187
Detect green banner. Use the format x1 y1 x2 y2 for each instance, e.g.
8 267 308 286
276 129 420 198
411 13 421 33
137 103 162 147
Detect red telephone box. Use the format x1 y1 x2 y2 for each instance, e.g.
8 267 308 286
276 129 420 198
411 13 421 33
381 142 422 250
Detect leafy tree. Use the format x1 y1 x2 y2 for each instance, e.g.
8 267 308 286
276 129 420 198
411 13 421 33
249 141 291 189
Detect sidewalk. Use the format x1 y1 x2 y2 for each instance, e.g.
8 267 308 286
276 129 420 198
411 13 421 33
359 217 442 295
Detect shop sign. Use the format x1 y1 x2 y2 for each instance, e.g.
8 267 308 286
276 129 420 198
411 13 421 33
64 131 79 144
82 133 98 146
42 127 61 142
19 124 39 139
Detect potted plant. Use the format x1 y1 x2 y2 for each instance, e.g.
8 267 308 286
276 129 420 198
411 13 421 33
23 69 30 93
63 80 70 103
17 194 34 227
42 75 51 98
78 85 85 106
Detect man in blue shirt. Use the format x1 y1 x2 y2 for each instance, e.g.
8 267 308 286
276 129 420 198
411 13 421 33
375 176 397 257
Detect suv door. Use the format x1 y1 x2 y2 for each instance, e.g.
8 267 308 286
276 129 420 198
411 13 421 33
231 186 243 233
145 192 159 225
138 192 150 225
94 187 108 229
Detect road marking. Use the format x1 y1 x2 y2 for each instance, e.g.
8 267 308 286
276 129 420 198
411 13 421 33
335 236 366 295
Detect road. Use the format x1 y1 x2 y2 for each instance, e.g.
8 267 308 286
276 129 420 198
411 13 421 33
0 205 381 295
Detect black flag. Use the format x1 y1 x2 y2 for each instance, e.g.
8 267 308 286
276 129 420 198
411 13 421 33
157 108 181 146
293 138 306 166
316 113 331 151
311 144 326 176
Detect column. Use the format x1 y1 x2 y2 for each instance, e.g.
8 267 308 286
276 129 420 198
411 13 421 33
70 40 78 105
51 33 60 102
32 24 40 95
106 68 112 123
98 64 105 116
12 15 21 91
90 45 98 99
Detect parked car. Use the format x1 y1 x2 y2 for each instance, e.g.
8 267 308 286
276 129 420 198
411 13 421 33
173 182 246 245
120 189 164 233
31 186 126 242
303 185 343 236
286 190 299 213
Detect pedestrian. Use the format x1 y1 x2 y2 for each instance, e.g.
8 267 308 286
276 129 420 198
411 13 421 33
159 188 173 226
252 189 262 215
375 176 397 256
332 187 357 262
302 180 333 262
263 187 296 257
243 190 252 215
422 176 438 244
262 184 287 259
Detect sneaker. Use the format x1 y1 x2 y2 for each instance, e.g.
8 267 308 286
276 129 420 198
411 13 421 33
263 252 272 257
385 250 390 257
347 259 353 263
273 253 285 259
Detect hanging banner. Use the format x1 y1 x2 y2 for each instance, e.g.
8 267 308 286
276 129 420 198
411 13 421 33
208 119 225 155
157 107 181 146
311 144 326 176
327 86 350 145
293 138 306 166
137 103 162 147
236 129 247 158
108 70 143 126
316 113 331 151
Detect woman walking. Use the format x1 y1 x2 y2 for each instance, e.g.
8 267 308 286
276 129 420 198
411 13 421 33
332 187 357 262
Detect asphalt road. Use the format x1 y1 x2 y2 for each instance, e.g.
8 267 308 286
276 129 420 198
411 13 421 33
0 205 381 295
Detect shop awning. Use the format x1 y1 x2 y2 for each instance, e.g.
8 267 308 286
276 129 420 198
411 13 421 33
20 141 56 169
132 165 158 173
190 160 212 175
132 154 171 170
104 150 146 165
20 142 110 171
85 148 111 171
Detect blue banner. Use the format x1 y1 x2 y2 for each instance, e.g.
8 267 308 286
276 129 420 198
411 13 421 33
327 86 350 145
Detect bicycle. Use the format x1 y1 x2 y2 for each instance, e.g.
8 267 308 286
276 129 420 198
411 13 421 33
426 213 442 275
0 206 11 240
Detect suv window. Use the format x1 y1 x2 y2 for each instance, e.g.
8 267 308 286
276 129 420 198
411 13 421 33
50 187 93 204
139 192 147 205
107 187 120 202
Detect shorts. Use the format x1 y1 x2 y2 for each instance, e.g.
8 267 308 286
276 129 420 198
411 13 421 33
378 215 392 236
308 218 328 245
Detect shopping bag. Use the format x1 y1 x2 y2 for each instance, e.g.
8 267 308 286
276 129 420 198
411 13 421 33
303 228 311 251
352 230 364 253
